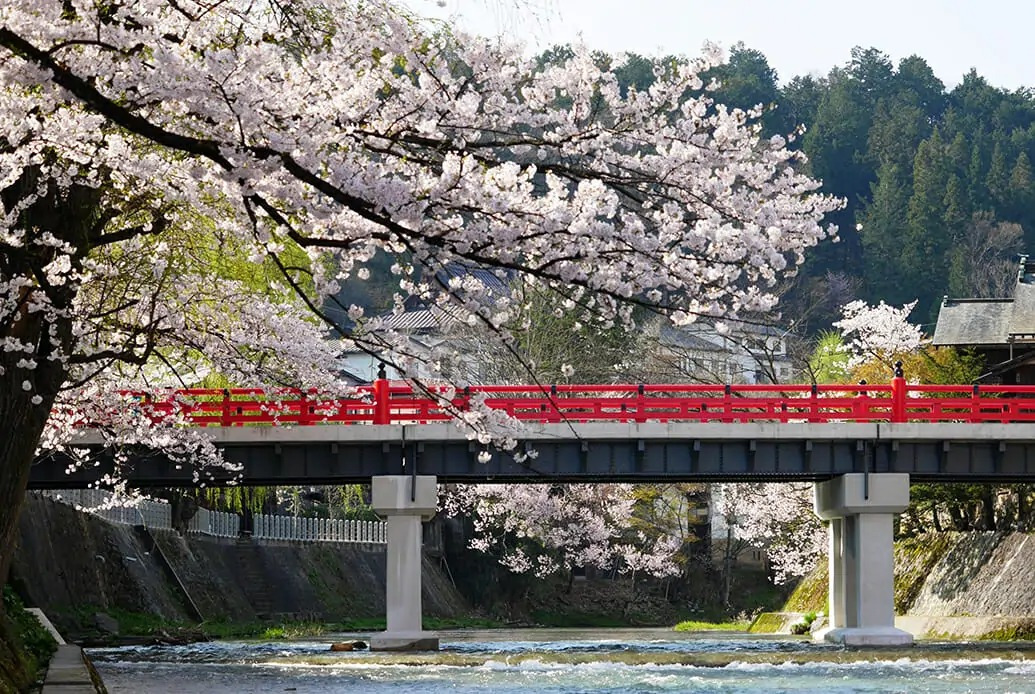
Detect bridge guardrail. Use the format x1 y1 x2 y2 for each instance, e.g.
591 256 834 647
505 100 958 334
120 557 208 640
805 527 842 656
103 377 1035 427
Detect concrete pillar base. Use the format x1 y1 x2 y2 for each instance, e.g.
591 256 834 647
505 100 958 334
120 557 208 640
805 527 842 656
814 626 914 646
370 631 440 651
371 476 439 654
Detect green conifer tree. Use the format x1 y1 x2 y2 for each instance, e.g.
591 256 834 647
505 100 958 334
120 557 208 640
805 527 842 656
904 130 951 318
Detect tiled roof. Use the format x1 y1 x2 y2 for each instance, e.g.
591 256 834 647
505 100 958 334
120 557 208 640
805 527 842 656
933 256 1035 346
380 307 449 332
931 298 1015 346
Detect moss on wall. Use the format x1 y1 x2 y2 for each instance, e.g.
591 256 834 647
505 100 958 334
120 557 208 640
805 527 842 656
783 563 828 614
893 533 956 614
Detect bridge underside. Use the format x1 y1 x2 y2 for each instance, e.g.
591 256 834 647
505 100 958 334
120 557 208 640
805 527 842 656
27 422 1035 489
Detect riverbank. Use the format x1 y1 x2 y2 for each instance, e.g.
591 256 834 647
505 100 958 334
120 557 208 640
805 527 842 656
10 495 475 644
751 531 1035 640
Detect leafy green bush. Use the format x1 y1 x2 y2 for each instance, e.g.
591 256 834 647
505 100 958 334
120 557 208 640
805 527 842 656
2 586 57 673
790 611 818 635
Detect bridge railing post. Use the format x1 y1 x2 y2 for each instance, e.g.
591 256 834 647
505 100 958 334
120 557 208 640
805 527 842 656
373 362 390 425
221 388 232 427
891 361 906 423
853 380 867 422
808 383 820 423
297 390 308 425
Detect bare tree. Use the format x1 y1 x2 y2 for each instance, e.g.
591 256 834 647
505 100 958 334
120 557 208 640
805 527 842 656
949 213 1024 298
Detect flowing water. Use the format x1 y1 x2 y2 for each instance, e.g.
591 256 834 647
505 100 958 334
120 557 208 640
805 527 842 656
88 628 1035 693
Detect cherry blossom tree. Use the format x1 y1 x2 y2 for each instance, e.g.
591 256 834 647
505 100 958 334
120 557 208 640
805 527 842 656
832 300 922 369
0 1 840 654
441 483 681 581
712 482 825 585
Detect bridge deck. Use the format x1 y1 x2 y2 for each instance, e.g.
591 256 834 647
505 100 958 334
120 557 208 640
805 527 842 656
29 422 1035 488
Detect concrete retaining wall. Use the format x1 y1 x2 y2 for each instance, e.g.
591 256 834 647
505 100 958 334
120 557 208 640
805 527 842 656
907 532 1035 617
11 495 470 636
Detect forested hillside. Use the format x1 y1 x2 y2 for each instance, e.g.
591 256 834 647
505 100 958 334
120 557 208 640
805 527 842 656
336 44 1034 331
705 45 1035 327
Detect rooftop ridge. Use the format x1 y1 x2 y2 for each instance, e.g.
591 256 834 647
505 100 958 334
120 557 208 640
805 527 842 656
941 297 1015 305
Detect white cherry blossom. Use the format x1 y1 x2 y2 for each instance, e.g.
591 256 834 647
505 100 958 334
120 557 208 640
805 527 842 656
0 0 839 585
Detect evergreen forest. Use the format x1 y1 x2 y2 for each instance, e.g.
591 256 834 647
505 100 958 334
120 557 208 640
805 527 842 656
696 44 1035 329
336 44 1035 335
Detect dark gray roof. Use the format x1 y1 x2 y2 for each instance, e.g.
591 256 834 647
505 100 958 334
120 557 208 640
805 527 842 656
933 256 1035 346
380 307 448 333
931 298 1015 346
386 264 508 333
658 324 720 351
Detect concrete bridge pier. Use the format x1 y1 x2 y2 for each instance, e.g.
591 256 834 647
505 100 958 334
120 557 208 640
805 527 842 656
812 473 913 646
370 475 440 651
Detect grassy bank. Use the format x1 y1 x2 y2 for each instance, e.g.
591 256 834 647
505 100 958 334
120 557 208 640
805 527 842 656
1 587 57 693
55 608 507 644
673 619 751 632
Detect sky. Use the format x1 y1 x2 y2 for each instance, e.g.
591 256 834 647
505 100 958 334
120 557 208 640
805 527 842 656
405 0 1033 90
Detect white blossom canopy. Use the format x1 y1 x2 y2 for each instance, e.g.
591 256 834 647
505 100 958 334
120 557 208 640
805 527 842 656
1 0 841 460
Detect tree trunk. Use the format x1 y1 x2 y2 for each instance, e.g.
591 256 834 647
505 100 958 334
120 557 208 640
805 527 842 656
0 354 61 593
906 507 925 534
722 521 733 608
981 488 997 531
0 347 61 694
948 504 968 531
1019 487 1030 531
1 171 87 590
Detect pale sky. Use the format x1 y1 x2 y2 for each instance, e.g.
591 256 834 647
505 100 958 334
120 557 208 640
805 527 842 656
405 0 1033 90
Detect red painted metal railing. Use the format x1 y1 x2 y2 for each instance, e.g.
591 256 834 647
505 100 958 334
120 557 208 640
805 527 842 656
116 377 1035 427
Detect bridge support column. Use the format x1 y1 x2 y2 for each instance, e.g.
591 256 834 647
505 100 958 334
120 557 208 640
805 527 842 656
370 475 439 651
812 473 913 646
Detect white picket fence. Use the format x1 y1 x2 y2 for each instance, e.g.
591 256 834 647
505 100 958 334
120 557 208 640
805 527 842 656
36 489 386 544
41 489 172 529
186 506 240 538
252 515 386 543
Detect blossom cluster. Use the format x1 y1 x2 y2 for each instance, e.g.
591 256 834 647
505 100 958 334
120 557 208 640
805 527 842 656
441 483 681 579
712 482 825 583
833 300 922 368
1 0 838 488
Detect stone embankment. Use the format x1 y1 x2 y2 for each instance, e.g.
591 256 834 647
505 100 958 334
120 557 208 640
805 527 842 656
757 531 1035 639
11 494 470 638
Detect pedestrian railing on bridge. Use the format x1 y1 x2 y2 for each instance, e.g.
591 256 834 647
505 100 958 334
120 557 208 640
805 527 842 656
110 375 1035 427
36 490 387 544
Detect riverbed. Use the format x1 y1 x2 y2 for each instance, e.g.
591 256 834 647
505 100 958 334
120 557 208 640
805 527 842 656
88 628 1035 693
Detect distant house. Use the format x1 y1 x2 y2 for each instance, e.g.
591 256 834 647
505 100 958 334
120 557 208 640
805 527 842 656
338 265 507 383
655 321 794 385
932 255 1035 384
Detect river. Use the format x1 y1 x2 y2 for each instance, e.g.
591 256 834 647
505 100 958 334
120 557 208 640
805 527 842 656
88 628 1035 693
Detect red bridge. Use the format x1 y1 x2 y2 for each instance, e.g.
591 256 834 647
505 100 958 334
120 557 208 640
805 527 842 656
30 375 1035 489
114 378 1035 427
32 376 1035 648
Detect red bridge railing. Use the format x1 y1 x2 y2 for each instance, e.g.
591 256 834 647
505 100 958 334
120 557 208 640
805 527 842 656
116 377 1035 427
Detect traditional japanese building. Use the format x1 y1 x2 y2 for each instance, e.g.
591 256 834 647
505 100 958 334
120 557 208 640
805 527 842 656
932 255 1035 384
